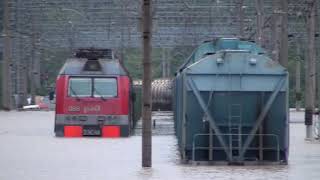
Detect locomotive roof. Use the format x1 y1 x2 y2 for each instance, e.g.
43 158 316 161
58 58 128 76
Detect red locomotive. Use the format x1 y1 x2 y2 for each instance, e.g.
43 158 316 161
54 48 134 137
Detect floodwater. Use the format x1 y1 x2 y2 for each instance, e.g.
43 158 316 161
0 111 320 180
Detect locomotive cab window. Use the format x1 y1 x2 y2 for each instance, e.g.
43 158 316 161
68 77 117 98
94 78 117 98
68 78 92 97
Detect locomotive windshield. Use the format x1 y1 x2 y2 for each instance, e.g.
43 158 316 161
93 78 117 97
69 78 92 97
68 77 117 98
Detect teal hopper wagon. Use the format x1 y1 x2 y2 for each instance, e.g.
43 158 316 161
173 38 289 165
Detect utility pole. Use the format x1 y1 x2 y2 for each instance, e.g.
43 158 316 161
166 50 171 77
29 1 41 104
295 41 302 111
237 0 245 38
16 33 28 108
68 25 75 54
16 0 28 108
305 0 317 140
120 2 125 62
162 48 170 78
318 48 320 117
162 48 166 78
280 0 288 68
142 0 152 167
30 15 39 105
2 0 13 110
255 0 264 47
271 0 281 63
271 0 288 67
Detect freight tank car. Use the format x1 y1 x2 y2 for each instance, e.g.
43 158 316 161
54 48 135 137
174 38 288 165
152 78 173 111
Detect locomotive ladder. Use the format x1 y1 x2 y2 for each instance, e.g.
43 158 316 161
228 104 242 162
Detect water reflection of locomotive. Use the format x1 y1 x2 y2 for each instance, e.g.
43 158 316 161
54 48 140 137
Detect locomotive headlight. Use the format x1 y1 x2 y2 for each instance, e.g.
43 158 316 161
249 58 257 65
